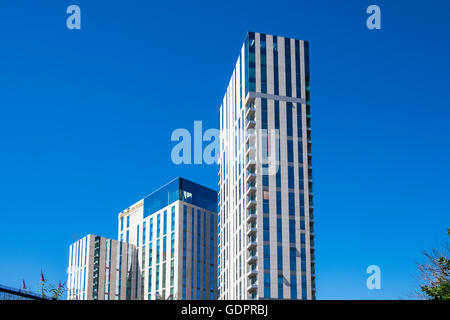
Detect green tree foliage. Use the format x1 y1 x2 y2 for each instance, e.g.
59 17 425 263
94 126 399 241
418 229 450 300
34 271 67 300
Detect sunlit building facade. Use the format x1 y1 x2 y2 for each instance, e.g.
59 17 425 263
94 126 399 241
218 31 316 300
118 177 218 300
67 234 137 300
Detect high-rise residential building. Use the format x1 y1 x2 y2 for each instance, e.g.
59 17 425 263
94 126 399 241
218 31 315 300
67 234 137 300
118 177 218 300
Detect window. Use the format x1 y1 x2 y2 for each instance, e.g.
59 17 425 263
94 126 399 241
149 218 153 241
290 247 297 271
264 273 271 298
278 275 284 299
149 243 153 267
156 239 160 264
286 103 293 136
136 225 140 247
289 192 295 216
297 103 303 138
170 260 175 286
301 275 307 299
263 175 268 187
171 206 175 232
295 40 302 99
288 140 294 163
285 38 292 97
261 99 268 129
156 266 160 290
264 245 270 270
247 32 256 93
263 191 269 214
163 210 167 235
171 233 175 259
276 191 282 214
163 236 167 262
157 214 160 238
148 268 152 292
291 274 297 299
277 245 283 270
288 166 294 189
289 220 296 244
263 217 270 241
260 33 267 93
273 36 279 95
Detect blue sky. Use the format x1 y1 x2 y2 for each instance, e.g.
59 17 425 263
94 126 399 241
0 0 449 299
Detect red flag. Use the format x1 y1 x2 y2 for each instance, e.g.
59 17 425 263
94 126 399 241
40 270 45 282
58 281 62 289
22 280 26 289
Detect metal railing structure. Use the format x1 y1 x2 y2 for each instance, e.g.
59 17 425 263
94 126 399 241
0 284 52 300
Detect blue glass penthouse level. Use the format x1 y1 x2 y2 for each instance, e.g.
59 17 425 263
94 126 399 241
143 177 218 218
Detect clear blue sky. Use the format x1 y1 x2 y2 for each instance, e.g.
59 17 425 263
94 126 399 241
0 0 449 299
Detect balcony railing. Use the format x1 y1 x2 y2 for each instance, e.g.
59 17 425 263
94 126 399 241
247 223 257 236
247 210 257 223
245 131 256 144
245 105 256 119
245 119 256 130
246 169 256 182
246 282 258 292
247 251 257 264
247 267 258 278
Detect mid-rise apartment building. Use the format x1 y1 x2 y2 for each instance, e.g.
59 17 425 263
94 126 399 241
67 234 137 300
118 177 218 300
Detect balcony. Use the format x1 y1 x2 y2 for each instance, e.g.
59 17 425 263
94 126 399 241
246 197 257 210
246 183 256 197
247 265 258 278
245 131 256 145
245 144 256 157
247 282 258 292
247 209 257 223
245 155 256 170
247 239 257 250
246 169 256 183
247 223 257 236
247 252 257 264
245 105 256 119
245 119 256 131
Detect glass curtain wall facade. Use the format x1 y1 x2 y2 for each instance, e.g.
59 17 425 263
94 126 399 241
218 32 315 300
118 177 218 300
